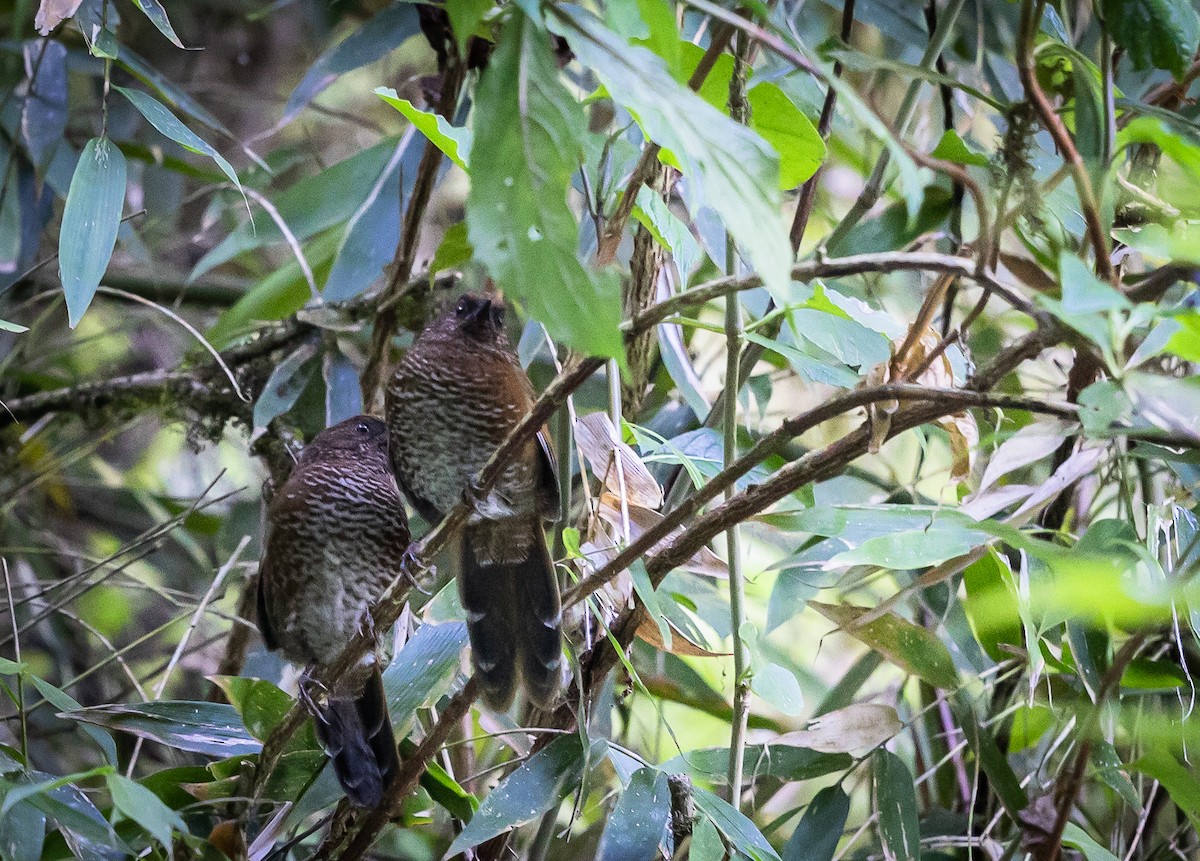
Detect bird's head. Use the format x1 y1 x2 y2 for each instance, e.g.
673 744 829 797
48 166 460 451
305 415 389 459
452 293 506 343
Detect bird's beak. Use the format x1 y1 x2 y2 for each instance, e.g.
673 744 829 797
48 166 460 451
465 298 492 325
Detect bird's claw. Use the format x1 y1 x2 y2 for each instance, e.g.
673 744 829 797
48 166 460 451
298 676 329 713
400 543 431 595
356 608 379 644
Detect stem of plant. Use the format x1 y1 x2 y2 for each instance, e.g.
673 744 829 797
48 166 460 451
823 0 968 250
724 28 751 810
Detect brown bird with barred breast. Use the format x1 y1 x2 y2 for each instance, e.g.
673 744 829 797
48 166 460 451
256 415 407 808
385 293 563 711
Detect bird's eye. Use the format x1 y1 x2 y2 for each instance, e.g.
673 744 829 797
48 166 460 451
356 423 370 435
456 299 468 317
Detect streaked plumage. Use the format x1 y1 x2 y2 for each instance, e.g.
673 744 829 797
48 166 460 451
385 294 563 710
256 415 408 808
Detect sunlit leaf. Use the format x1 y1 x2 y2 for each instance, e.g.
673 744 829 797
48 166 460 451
811 602 959 689
468 11 623 360
376 89 472 170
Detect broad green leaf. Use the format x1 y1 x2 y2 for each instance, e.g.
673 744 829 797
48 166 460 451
19 40 68 169
467 11 623 360
811 602 960 689
253 341 320 432
691 816 725 861
752 662 804 716
826 187 952 257
382 621 468 739
63 701 262 757
874 750 920 861
1058 253 1129 314
930 129 989 167
207 228 342 348
277 2 421 129
1062 823 1120 861
115 86 241 191
446 734 588 855
0 792 45 861
27 675 118 765
664 744 850 782
395 737 478 820
376 88 473 170
1121 657 1188 691
632 185 701 276
1164 311 1200 362
59 137 127 327
131 0 184 48
693 787 782 861
5 772 124 850
430 221 474 275
1008 704 1055 753
105 773 186 849
192 137 400 280
1101 0 1200 79
962 548 1022 662
447 0 492 56
211 676 306 744
117 44 230 135
783 785 849 861
555 5 791 301
598 767 669 861
747 82 825 189
787 308 891 370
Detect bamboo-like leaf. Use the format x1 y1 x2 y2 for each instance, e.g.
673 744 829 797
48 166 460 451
59 137 126 328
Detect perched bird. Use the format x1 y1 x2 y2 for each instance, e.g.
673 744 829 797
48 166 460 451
256 415 408 808
385 293 563 711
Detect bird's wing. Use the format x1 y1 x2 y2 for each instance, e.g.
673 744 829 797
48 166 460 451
256 553 279 651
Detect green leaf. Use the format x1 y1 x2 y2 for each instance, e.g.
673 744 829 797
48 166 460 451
783 785 849 861
447 734 588 855
376 88 473 170
1121 657 1188 691
665 744 850 783
930 129 989 167
810 602 960 689
253 342 320 432
430 222 474 276
1062 823 1120 861
206 228 342 349
446 0 493 57
1133 748 1200 829
599 767 669 861
962 549 1022 663
117 44 231 135
950 693 1028 816
752 662 804 716
27 675 118 765
0 320 28 333
1101 0 1200 80
115 86 241 192
555 5 791 301
692 787 781 861
382 621 468 739
277 2 421 129
467 10 623 360
192 137 400 280
210 677 305 744
691 816 725 861
747 82 825 189
59 137 127 328
104 773 186 849
874 750 920 861
130 0 185 48
632 185 701 277
62 701 262 757
0 792 45 861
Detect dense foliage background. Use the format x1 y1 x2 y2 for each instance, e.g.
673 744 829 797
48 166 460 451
2 0 1200 859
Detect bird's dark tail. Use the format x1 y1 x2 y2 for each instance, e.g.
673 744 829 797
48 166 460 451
460 523 563 711
311 662 399 808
